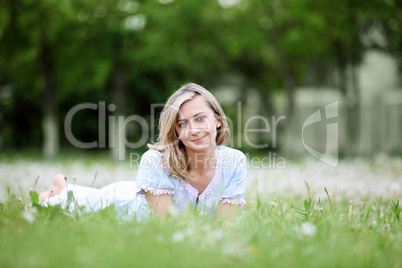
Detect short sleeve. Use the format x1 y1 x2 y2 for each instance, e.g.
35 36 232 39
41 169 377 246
220 152 247 207
135 150 175 196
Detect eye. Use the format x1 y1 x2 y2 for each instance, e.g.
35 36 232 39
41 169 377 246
178 122 187 128
197 116 205 121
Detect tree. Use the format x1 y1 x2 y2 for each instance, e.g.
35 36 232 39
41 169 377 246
0 0 74 156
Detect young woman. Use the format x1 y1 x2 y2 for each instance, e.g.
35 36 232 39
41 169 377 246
39 83 247 221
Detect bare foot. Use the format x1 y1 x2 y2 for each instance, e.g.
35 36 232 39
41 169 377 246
39 190 53 204
38 174 67 204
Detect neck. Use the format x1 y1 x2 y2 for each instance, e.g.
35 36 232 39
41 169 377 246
186 146 216 172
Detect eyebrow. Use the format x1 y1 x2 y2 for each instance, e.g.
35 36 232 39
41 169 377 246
176 112 205 123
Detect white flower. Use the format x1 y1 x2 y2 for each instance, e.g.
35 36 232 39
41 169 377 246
166 206 179 218
300 222 317 236
222 241 246 256
384 224 391 231
202 224 211 232
184 227 194 236
172 231 185 243
22 209 36 224
214 229 224 240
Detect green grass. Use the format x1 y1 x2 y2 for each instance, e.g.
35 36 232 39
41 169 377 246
0 186 401 268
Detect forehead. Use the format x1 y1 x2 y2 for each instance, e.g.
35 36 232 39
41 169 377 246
177 95 213 120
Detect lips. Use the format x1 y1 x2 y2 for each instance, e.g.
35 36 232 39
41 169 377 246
191 135 206 143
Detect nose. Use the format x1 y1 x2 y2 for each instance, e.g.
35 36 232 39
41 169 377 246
188 121 200 135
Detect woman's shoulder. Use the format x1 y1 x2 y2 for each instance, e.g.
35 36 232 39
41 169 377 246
218 145 247 161
218 146 248 190
141 149 163 158
136 149 174 188
139 149 163 164
218 146 247 171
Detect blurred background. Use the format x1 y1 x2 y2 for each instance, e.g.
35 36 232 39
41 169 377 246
0 0 401 160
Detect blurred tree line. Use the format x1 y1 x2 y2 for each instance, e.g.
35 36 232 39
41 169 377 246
0 0 400 158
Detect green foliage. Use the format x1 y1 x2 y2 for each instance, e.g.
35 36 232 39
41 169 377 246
390 200 401 221
29 190 39 204
293 196 320 221
65 190 74 210
0 0 400 151
324 187 332 212
292 181 322 221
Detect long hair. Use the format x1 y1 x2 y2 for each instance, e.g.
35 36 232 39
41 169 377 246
148 83 230 180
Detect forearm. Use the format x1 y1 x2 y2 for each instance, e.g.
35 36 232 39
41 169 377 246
145 193 175 220
215 203 239 223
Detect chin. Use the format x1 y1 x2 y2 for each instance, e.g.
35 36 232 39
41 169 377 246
188 142 216 152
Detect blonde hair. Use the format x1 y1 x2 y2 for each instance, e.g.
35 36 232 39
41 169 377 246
148 83 230 180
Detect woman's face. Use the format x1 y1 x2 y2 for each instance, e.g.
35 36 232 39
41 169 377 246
175 95 221 152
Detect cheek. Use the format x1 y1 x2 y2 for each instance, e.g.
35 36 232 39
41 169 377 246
176 127 186 138
203 117 215 130
199 121 209 129
176 128 181 137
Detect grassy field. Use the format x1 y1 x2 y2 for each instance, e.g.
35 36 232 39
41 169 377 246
0 154 401 267
0 185 401 267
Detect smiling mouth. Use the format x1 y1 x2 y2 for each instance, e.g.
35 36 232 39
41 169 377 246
191 135 206 143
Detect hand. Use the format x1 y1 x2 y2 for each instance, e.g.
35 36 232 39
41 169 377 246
145 193 175 220
215 202 238 223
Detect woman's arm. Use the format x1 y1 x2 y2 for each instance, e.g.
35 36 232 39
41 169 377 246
146 194 240 222
145 193 174 220
215 202 239 223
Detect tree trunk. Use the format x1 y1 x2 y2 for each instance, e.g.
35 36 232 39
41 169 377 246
109 62 127 161
335 42 355 157
338 58 361 156
269 36 296 120
258 2 296 120
40 40 59 157
348 63 361 155
267 31 297 153
273 49 296 119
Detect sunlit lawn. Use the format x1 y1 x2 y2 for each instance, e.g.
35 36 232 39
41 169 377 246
0 153 401 267
1 189 401 267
